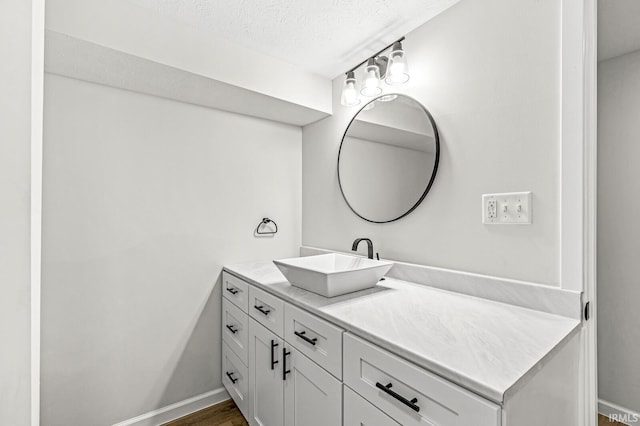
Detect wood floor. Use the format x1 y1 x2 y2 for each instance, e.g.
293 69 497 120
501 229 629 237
164 401 624 426
599 413 628 426
162 399 248 426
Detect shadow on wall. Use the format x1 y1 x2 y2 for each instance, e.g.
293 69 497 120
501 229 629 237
154 275 222 411
41 236 225 426
41 72 302 425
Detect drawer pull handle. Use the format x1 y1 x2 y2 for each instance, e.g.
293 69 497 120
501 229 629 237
226 371 238 384
226 287 239 295
375 382 420 413
225 324 238 334
283 348 291 381
294 330 317 346
254 305 271 316
270 340 279 370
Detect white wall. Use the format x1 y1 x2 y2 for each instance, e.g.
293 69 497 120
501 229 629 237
302 0 561 285
45 0 331 115
0 0 43 424
41 74 301 425
597 49 640 415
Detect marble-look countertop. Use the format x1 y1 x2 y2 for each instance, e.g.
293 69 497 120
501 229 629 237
223 261 580 404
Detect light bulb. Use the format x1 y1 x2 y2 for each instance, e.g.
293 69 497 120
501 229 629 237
360 58 382 97
385 41 410 85
340 72 361 106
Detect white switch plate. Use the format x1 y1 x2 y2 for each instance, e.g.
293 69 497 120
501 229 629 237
482 192 532 224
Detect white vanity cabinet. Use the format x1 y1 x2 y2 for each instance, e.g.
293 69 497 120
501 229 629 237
247 314 342 426
223 271 343 426
223 262 582 426
223 270 505 426
222 270 503 426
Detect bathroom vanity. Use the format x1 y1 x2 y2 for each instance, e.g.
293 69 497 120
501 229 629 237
221 255 581 426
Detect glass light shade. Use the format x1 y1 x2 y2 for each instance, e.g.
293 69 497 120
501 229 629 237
361 58 382 97
340 72 361 106
385 42 410 85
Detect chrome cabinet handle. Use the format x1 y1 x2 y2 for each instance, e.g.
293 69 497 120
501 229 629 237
294 330 317 346
375 382 420 412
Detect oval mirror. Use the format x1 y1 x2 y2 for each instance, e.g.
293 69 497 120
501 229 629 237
337 94 439 223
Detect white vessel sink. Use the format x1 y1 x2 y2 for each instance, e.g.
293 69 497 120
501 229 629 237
273 253 393 297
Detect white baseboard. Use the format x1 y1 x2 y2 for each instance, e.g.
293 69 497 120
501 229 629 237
599 399 640 425
112 387 229 426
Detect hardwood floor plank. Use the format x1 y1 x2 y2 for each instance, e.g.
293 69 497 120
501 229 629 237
162 399 248 426
599 413 628 426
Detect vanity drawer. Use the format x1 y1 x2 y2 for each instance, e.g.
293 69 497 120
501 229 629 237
249 286 284 337
222 341 249 419
284 303 343 379
344 385 400 426
222 271 249 312
343 334 501 426
222 297 249 365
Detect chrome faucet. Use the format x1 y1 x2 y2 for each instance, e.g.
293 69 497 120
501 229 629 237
352 238 374 260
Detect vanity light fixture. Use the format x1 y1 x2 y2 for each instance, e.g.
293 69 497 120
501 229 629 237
361 58 383 97
385 41 410 85
339 37 410 107
340 71 361 106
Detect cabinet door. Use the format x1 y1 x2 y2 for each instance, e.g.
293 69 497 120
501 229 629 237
343 385 400 426
249 318 284 426
222 271 249 312
222 297 249 365
249 286 284 337
222 342 249 419
284 303 343 379
284 347 342 426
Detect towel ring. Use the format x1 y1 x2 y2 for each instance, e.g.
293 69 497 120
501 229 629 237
256 218 278 235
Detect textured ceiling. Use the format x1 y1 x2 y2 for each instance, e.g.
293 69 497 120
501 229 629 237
599 0 640 61
125 0 460 78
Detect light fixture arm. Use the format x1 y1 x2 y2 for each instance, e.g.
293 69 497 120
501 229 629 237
344 37 405 76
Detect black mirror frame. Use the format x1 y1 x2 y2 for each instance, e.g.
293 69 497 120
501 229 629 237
337 94 440 224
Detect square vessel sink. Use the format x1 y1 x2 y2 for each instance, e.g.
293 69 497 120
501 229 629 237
273 253 393 297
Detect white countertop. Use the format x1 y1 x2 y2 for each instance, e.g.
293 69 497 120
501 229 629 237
223 261 580 404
